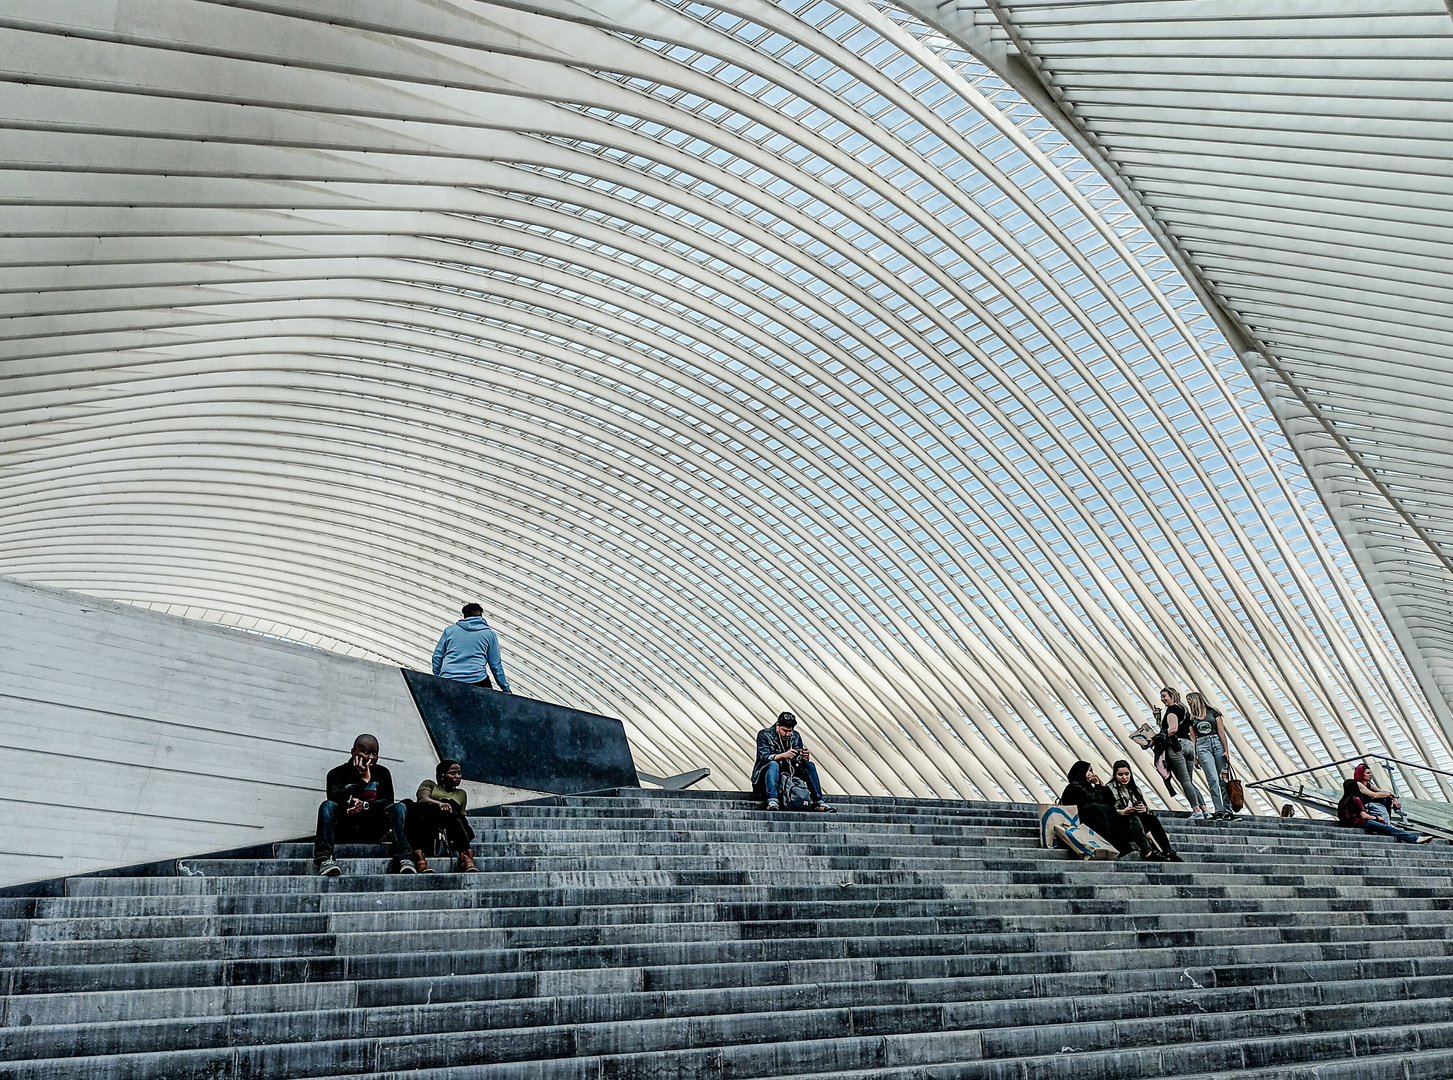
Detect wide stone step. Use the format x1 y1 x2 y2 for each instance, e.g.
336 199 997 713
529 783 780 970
12 925 1453 995
24 884 1453 923
5 960 1452 1061
267 838 1453 878
265 1015 1453 1080
4 994 1452 1080
17 898 1453 947
14 947 1451 1029
10 908 1453 970
157 851 1453 885
55 857 1452 897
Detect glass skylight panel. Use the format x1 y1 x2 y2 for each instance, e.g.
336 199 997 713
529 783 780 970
5 0 1436 798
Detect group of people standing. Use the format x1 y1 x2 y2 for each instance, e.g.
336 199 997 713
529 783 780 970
1155 687 1239 820
1054 688 1239 860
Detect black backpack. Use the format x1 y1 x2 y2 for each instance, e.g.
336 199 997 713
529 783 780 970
778 762 814 810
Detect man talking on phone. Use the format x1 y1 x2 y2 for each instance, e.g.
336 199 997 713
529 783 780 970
751 712 834 812
312 734 414 876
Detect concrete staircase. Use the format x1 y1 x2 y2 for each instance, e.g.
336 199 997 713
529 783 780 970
3 789 1453 1079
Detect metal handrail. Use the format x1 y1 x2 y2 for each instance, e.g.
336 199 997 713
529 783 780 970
1244 753 1453 790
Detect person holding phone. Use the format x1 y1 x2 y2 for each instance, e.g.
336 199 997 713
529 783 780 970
312 734 413 876
751 712 833 811
1109 760 1181 861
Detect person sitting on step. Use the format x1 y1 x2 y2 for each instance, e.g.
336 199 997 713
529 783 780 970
1108 760 1182 861
1351 763 1401 824
406 759 478 874
313 734 414 876
1337 778 1432 844
1060 761 1131 857
752 711 834 812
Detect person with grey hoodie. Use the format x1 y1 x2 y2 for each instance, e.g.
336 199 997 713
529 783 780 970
431 603 512 692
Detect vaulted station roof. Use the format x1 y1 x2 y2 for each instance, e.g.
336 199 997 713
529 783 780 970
2 0 1449 802
912 0 1453 746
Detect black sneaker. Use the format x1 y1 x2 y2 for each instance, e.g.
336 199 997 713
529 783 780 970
392 859 417 875
1166 852 1184 862
315 858 341 878
765 799 780 810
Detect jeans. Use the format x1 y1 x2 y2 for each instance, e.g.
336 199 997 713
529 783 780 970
1364 801 1391 824
1362 819 1422 843
1194 734 1229 815
314 799 410 861
761 759 823 805
1164 737 1204 812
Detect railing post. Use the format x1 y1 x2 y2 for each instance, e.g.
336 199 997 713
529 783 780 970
1384 761 1406 823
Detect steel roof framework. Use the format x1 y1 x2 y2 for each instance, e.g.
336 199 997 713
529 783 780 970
1 0 1448 801
909 0 1453 752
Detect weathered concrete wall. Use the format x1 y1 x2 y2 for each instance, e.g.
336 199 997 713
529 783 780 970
0 576 440 889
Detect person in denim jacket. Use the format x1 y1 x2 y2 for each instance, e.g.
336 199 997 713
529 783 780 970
751 712 834 812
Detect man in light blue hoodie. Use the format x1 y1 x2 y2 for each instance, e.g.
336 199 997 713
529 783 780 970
431 603 512 692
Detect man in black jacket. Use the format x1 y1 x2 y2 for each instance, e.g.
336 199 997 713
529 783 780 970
312 734 413 876
752 712 833 811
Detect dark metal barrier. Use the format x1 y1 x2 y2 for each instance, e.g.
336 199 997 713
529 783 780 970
402 670 639 794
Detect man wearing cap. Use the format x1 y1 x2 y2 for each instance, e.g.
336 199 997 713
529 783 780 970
432 603 512 692
1352 763 1400 824
751 712 834 812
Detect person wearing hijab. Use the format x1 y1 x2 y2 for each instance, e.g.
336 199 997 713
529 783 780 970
1337 778 1430 843
1109 760 1182 861
1060 761 1130 855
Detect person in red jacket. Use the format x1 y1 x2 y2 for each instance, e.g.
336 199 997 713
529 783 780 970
1337 778 1430 844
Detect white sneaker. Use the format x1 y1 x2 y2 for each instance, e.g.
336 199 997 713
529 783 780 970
1191 810 1208 820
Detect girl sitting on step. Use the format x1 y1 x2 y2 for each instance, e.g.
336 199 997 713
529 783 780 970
406 760 480 873
1337 779 1432 844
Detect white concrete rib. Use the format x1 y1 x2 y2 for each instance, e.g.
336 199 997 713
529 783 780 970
918 0 1453 753
1 0 1448 804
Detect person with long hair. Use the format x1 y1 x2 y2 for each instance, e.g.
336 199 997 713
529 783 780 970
1156 687 1208 819
1351 763 1400 824
1337 778 1431 843
1109 760 1182 861
1060 761 1130 856
1185 691 1235 820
